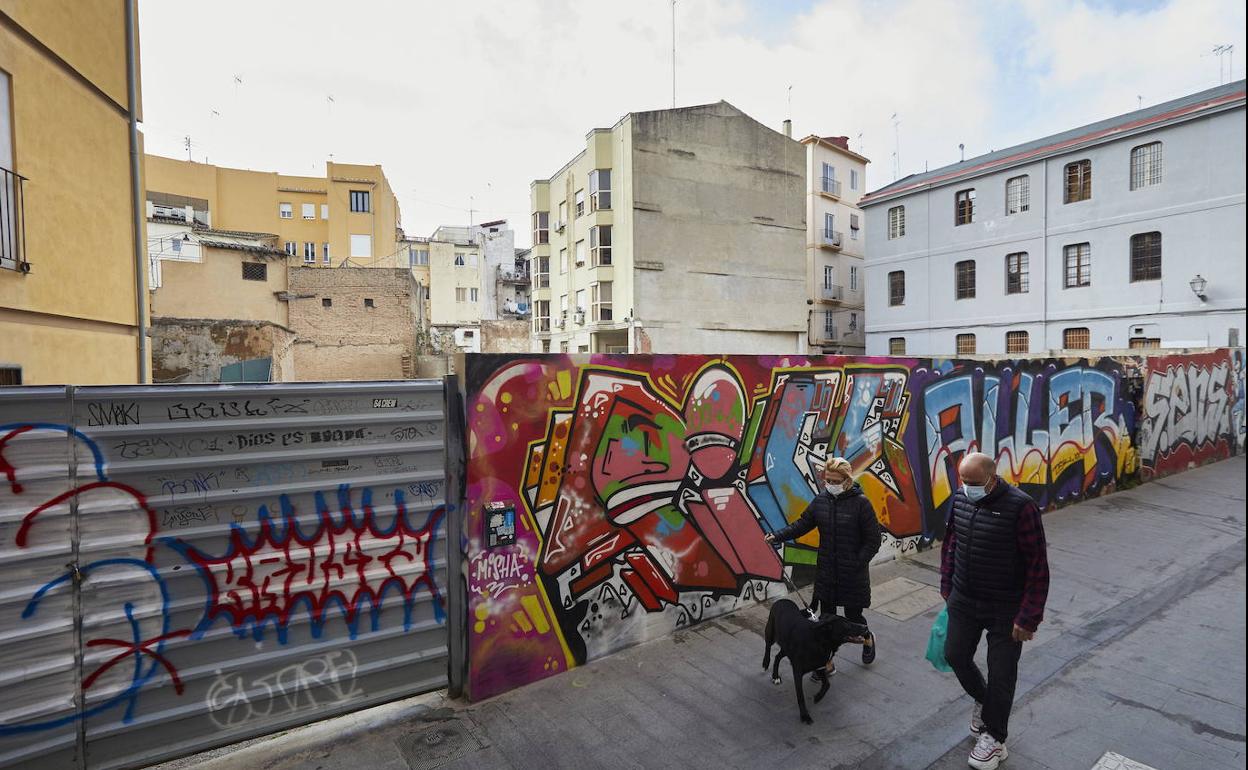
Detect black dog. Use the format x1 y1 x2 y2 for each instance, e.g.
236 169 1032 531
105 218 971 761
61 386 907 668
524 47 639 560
762 598 869 724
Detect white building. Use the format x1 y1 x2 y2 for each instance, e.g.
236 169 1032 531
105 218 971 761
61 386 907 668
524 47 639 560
800 134 869 354
860 80 1246 356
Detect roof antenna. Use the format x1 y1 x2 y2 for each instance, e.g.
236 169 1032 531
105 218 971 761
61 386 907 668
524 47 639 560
857 132 863 153
1137 95 1143 110
959 143 965 162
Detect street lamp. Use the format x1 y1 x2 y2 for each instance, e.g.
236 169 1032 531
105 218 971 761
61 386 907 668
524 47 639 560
1189 274 1208 302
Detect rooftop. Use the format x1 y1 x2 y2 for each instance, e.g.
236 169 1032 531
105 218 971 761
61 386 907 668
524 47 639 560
859 79 1246 206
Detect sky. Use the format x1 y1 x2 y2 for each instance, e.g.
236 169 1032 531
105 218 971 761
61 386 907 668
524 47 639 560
138 0 1246 248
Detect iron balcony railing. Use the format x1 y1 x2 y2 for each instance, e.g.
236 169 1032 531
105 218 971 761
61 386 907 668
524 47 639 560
820 176 842 197
1 166 29 272
821 284 845 302
821 229 843 249
499 268 530 284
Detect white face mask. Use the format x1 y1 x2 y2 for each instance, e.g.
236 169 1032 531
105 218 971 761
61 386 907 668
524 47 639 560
963 483 988 502
826 482 845 496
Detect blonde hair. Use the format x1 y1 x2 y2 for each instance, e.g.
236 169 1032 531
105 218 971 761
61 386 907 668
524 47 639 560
824 457 853 477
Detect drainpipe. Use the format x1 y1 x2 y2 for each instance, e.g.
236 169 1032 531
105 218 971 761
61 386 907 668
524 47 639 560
125 0 149 383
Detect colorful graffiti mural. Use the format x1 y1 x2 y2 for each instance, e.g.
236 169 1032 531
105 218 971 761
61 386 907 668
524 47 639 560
1138 350 1240 479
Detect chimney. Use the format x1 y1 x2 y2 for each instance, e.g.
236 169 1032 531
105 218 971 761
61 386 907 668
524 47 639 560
782 119 792 138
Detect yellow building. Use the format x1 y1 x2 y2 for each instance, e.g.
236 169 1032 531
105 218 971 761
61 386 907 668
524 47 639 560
145 155 404 272
0 0 147 384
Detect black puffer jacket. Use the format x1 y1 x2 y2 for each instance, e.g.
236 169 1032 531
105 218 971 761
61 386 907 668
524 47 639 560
948 481 1032 606
772 482 882 610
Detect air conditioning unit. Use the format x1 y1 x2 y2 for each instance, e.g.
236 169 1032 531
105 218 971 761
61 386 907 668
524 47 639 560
554 220 566 232
573 310 586 325
555 316 566 329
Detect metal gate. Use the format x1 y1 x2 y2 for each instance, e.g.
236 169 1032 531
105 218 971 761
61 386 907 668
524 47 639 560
0 380 461 769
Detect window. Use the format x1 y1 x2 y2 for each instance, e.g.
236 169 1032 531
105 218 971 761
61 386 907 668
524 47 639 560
302 203 315 220
470 288 479 303
560 341 570 353
302 242 316 263
888 337 906 355
592 281 613 321
322 297 332 308
1063 327 1090 349
454 253 466 266
534 256 550 288
349 190 371 213
1064 160 1091 203
1130 142 1163 190
410 247 429 266
0 367 20 386
955 260 976 299
575 289 586 315
1 70 23 273
279 202 293 219
823 212 835 240
558 200 567 224
824 310 835 335
1129 337 1161 349
575 240 586 266
285 241 297 256
350 234 372 258
848 312 858 332
1063 243 1091 288
888 271 905 306
1130 232 1161 282
534 300 551 333
1006 175 1030 214
1006 330 1029 354
850 266 859 291
820 162 837 195
321 204 329 219
1005 252 1029 294
560 293 568 321
590 225 612 265
823 266 834 289
560 247 568 274
850 214 860 239
955 189 975 225
323 243 331 264
590 169 612 211
364 298 375 308
575 189 585 217
888 206 905 239
532 211 550 245
850 169 859 191
241 262 267 281
455 288 467 302
956 333 977 355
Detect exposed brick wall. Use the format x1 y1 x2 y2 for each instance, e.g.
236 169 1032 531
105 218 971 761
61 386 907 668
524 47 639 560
481 320 531 353
150 319 297 383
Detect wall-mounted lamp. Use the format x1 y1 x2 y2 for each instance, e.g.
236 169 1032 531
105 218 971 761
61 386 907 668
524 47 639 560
1189 274 1208 302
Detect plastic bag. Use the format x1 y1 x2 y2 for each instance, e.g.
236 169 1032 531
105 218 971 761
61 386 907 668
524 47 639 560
925 606 954 672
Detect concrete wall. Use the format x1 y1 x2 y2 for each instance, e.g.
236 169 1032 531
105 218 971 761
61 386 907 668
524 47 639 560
480 320 530 353
864 94 1246 356
150 318 296 383
428 238 482 326
287 266 421 380
459 348 1245 701
151 245 288 326
0 0 145 384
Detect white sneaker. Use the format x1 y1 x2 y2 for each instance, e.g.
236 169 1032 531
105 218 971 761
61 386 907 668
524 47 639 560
968 732 1008 770
970 702 985 735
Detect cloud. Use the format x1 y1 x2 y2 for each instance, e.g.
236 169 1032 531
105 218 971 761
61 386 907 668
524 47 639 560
138 0 1245 247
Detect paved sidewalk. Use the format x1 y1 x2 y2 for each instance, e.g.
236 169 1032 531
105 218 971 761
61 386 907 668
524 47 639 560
153 458 1246 770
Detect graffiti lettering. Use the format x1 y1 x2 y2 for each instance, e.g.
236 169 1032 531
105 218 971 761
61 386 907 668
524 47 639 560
204 650 362 730
86 401 140 427
167 397 310 422
161 505 221 528
114 436 225 460
391 423 440 441
158 470 228 504
1139 352 1237 478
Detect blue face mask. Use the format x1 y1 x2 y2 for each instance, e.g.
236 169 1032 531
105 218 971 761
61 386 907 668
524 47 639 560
963 483 988 502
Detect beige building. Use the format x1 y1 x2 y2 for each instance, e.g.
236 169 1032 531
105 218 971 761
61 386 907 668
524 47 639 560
530 101 807 354
801 134 869 354
145 155 404 271
1 0 147 385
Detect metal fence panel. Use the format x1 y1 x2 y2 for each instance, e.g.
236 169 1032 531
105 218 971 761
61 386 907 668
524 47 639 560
0 381 452 770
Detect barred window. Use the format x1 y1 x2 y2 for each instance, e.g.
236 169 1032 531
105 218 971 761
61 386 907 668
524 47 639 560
1064 160 1091 203
1064 243 1091 288
1063 327 1091 349
1130 232 1161 282
956 333 977 355
888 206 905 239
1006 330 1029 354
1130 142 1163 190
955 260 976 299
1005 175 1030 214
241 262 267 281
888 270 905 306
1129 337 1161 349
1006 252 1029 294
955 189 975 225
889 337 906 355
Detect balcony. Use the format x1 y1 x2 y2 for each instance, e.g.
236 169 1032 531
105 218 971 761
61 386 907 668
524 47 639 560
499 267 530 284
819 176 842 199
1 167 28 272
809 318 865 346
819 284 845 303
820 229 844 250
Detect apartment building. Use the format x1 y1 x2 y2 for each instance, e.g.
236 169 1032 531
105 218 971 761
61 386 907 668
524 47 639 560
801 133 869 354
530 101 807 354
145 155 403 271
860 80 1246 356
1 0 146 384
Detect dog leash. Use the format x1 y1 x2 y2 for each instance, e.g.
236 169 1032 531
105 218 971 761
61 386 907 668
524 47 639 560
771 541 813 614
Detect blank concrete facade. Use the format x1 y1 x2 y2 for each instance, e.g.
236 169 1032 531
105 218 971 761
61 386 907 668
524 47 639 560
530 101 807 354
861 81 1246 356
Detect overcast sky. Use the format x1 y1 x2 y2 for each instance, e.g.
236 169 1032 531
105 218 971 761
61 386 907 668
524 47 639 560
139 0 1245 247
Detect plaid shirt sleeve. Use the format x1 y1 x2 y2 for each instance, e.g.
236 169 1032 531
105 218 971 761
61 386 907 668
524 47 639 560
939 509 956 600
1014 499 1050 632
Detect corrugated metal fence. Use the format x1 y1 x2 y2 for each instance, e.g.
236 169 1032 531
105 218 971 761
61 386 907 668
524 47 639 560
0 381 462 770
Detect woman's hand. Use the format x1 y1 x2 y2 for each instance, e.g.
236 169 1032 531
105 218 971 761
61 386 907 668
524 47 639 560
763 533 776 544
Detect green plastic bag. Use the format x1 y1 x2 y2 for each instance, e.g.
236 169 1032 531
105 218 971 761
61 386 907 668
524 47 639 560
926 606 954 672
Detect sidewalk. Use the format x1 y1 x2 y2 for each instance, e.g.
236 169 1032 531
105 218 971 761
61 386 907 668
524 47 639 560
153 457 1246 770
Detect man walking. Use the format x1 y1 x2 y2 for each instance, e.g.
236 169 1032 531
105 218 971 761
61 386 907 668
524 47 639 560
940 452 1050 770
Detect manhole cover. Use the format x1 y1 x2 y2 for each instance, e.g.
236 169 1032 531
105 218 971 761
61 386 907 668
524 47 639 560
1090 751 1159 770
396 719 490 770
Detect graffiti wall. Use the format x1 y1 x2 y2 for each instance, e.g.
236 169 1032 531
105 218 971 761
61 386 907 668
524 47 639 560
0 382 454 770
1138 349 1243 479
461 351 1241 700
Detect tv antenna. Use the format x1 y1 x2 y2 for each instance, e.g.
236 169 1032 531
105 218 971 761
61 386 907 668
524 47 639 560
891 114 901 180
1212 44 1233 83
184 135 193 161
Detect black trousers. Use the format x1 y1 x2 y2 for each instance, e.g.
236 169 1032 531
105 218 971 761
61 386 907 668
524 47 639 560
943 597 1023 742
817 605 868 627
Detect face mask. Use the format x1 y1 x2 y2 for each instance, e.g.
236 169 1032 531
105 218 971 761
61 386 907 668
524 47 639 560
963 483 988 502
826 482 845 496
